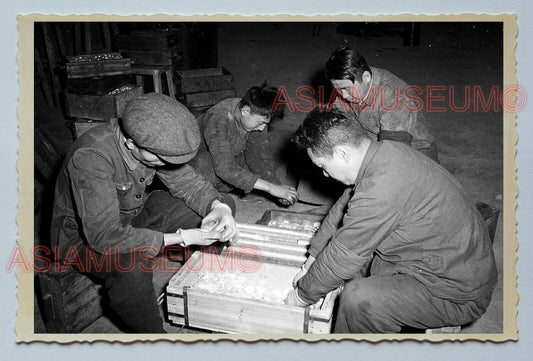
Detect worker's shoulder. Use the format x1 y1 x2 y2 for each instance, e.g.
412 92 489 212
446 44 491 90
205 98 241 115
371 67 409 89
65 124 117 164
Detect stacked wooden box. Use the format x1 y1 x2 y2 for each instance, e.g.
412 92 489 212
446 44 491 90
116 30 181 67
63 52 143 138
176 67 236 117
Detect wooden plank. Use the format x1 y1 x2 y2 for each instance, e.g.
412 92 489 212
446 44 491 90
34 46 55 107
186 289 306 334
54 23 67 57
102 23 112 52
65 91 116 120
113 85 143 117
73 119 107 139
65 85 142 120
66 58 132 79
34 121 63 181
116 31 180 50
74 23 82 54
120 47 180 66
176 67 234 93
41 23 62 105
182 88 236 108
66 74 133 95
38 268 104 333
84 23 92 54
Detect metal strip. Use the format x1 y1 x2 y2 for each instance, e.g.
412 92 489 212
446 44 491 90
303 307 310 333
183 286 190 327
166 292 183 298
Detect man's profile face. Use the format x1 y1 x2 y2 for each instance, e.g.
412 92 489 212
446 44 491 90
307 147 354 185
240 106 271 132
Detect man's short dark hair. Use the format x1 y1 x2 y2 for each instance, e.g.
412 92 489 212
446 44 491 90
292 110 371 157
325 46 372 83
239 82 284 120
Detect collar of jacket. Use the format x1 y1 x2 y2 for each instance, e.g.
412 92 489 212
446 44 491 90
359 66 381 108
352 140 382 189
113 123 141 171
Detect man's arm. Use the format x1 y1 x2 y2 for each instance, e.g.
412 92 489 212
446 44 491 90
244 130 280 184
156 164 225 217
204 114 259 193
307 187 354 258
298 182 402 304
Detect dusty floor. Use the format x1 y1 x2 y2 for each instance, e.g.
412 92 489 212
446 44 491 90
34 22 504 334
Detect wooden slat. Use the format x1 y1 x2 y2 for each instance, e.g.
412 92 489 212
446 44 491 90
176 67 234 94
41 23 62 105
38 268 104 333
120 48 179 66
65 85 142 120
182 88 236 108
186 289 306 334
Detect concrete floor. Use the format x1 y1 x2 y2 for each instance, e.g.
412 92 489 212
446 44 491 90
34 22 504 334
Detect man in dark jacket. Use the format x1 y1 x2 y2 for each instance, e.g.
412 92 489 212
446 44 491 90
287 110 497 333
50 93 237 333
189 83 298 206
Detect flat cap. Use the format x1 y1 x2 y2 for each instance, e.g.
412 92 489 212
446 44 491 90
122 93 200 164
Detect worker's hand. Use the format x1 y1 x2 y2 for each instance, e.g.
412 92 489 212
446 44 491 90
269 184 298 205
292 255 316 287
285 288 309 307
179 228 223 247
201 200 237 242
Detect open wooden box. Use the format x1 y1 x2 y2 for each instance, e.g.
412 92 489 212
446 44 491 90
166 223 338 334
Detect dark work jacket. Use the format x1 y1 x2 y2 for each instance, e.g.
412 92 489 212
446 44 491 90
298 140 497 304
189 98 279 193
333 67 434 150
50 123 222 259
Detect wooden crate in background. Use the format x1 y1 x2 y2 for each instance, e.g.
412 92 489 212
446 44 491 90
176 67 236 115
65 84 143 120
65 53 132 79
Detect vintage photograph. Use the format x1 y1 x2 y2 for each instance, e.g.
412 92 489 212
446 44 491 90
17 14 516 342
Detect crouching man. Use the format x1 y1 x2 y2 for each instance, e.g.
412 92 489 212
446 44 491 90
286 110 497 333
51 93 237 333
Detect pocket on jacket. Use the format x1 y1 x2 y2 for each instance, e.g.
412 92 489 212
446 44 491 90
115 182 133 197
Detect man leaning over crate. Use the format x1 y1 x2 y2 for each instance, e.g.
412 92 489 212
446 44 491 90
188 82 299 206
286 110 497 333
50 93 237 333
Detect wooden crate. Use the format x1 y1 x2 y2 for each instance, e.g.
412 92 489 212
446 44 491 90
37 267 104 333
116 30 181 50
65 53 132 79
166 223 338 334
120 46 181 67
176 67 234 94
181 88 236 108
66 74 133 96
65 84 143 120
72 119 108 139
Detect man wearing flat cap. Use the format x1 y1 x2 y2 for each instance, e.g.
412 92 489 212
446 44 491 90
51 93 237 333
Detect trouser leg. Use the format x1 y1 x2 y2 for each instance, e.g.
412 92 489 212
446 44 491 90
334 274 487 333
75 249 165 333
